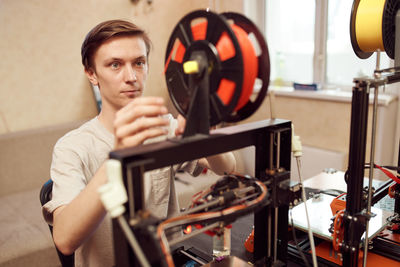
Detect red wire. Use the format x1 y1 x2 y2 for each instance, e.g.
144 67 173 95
374 164 400 184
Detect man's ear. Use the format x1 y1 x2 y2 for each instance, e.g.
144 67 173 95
85 68 99 86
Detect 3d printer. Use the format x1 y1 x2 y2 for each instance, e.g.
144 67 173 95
100 1 400 266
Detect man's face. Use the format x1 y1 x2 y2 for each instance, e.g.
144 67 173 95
86 35 148 112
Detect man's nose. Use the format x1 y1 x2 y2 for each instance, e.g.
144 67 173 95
124 65 137 82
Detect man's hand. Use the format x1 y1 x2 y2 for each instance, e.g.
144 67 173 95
114 97 169 149
175 114 186 136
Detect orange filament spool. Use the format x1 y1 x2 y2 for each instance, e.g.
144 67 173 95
190 21 258 111
215 23 258 111
164 10 270 125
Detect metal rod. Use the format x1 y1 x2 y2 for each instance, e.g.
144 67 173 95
179 186 256 216
375 51 381 74
168 222 220 246
117 216 151 267
276 131 281 169
273 207 278 262
127 168 135 220
179 250 208 265
396 139 400 214
179 197 223 216
267 210 272 257
297 156 318 267
273 129 282 262
231 192 259 205
269 132 274 170
363 84 379 267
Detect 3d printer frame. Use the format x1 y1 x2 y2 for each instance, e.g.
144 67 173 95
108 118 292 267
338 10 400 266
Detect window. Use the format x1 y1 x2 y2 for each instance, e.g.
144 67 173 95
266 0 315 86
245 0 392 89
326 0 391 88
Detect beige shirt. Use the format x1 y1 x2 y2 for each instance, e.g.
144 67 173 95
42 115 199 267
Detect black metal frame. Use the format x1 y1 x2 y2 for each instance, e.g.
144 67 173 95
341 77 372 266
342 69 400 267
109 118 292 267
285 74 400 266
338 11 400 266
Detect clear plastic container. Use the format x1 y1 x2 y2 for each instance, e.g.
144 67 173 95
212 227 231 258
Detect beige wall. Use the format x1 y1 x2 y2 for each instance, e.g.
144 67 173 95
3 0 396 167
237 94 352 152
0 0 243 134
237 92 399 170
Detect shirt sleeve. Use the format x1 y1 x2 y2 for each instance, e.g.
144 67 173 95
42 141 87 224
175 160 204 177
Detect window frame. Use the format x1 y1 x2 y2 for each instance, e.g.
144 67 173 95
244 0 389 90
245 0 329 87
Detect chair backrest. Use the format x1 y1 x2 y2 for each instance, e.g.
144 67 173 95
40 179 75 267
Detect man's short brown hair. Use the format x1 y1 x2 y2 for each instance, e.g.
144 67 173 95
81 19 151 71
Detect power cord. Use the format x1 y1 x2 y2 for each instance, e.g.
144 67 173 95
292 124 318 267
290 209 311 267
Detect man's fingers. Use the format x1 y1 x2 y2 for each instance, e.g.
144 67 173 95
113 96 170 149
115 116 169 139
175 114 186 136
128 96 165 106
121 96 165 116
116 127 167 149
115 101 167 128
115 105 167 127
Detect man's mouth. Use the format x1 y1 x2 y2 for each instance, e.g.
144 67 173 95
121 89 141 97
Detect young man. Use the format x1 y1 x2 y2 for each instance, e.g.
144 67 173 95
42 20 235 267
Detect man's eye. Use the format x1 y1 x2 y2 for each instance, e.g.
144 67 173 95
111 62 120 69
136 61 146 67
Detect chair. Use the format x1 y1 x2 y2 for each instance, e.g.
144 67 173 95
40 179 75 267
